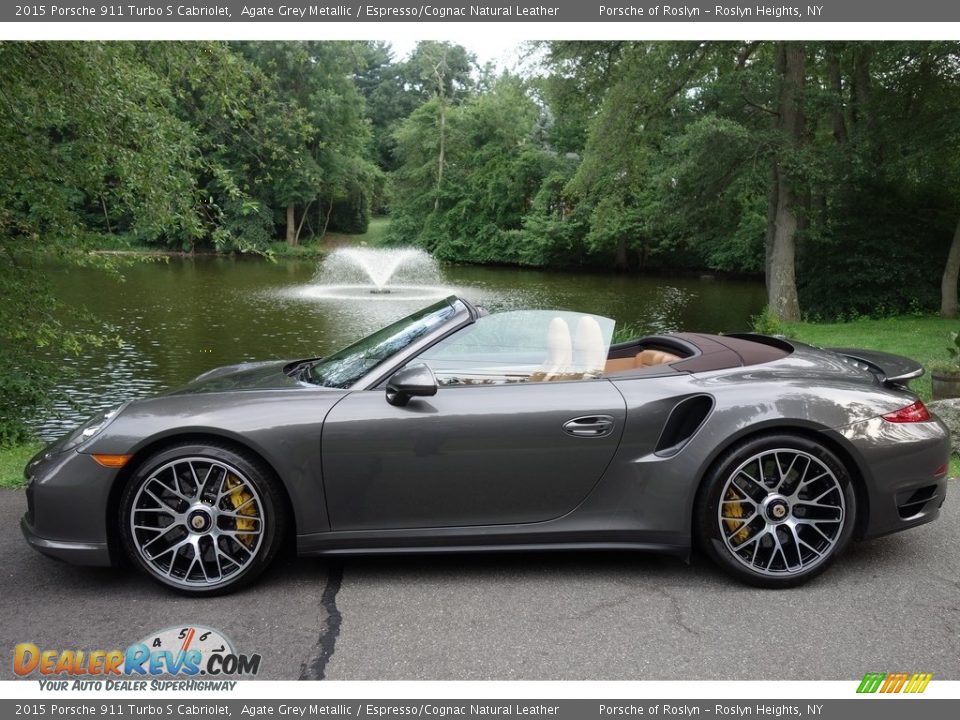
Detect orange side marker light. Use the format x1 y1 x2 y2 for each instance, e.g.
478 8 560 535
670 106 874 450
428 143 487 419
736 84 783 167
91 454 132 468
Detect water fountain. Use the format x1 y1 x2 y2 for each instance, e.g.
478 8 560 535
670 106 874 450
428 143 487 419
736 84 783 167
274 245 485 334
289 246 455 303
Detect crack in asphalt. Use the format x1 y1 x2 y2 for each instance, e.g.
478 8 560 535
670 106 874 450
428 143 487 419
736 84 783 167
298 563 344 680
650 586 702 637
562 592 635 622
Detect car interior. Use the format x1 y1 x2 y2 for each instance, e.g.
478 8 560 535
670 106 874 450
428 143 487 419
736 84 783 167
604 348 683 373
531 316 692 381
420 313 706 385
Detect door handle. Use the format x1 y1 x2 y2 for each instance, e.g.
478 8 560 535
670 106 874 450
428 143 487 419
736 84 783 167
563 415 615 437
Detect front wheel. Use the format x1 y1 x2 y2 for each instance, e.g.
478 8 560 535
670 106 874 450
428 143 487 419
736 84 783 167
695 434 856 588
119 443 286 596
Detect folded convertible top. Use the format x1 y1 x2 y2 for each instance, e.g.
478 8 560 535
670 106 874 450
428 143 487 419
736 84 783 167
668 333 791 373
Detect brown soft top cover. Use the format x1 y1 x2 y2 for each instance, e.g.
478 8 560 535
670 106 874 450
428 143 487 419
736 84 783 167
669 333 790 373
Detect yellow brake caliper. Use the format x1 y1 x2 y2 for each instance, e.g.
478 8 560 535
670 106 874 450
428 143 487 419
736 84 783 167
722 488 751 544
225 474 258 547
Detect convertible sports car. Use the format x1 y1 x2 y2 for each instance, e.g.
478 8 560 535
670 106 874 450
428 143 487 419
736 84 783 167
21 296 950 594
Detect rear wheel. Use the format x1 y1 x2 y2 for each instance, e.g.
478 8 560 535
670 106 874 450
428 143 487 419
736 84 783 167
119 443 286 595
695 434 856 588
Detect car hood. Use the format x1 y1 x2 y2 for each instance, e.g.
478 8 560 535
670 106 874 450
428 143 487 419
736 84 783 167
167 360 303 395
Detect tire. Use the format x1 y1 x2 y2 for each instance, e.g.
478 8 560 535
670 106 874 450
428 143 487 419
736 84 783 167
119 442 287 596
695 433 856 588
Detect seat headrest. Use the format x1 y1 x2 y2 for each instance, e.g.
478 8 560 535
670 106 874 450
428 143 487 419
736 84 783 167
544 317 573 368
573 316 606 375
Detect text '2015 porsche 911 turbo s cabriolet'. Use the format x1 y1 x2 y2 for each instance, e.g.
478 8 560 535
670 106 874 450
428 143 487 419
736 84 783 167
21 296 950 594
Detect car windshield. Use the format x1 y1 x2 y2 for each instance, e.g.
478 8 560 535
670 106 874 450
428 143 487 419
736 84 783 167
307 298 459 388
414 309 615 385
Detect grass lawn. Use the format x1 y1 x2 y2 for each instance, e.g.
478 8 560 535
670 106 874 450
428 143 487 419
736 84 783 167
0 442 42 489
321 216 390 247
268 216 391 257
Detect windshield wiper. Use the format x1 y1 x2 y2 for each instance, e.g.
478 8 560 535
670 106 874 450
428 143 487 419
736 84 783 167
284 358 321 381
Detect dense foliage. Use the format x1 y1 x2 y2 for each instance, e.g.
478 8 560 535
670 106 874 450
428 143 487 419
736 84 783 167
387 41 960 324
3 40 960 443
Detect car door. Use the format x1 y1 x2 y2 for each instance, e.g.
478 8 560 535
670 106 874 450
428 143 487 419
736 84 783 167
321 379 627 530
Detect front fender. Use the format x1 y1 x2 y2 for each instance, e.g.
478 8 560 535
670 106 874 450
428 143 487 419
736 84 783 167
81 389 349 536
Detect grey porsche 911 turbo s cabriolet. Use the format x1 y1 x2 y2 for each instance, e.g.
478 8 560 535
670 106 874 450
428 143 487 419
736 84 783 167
21 295 950 594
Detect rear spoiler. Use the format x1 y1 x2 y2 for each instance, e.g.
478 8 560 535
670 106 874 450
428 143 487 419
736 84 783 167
828 347 924 386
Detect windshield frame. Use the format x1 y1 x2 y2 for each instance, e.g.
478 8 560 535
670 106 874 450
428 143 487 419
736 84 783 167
305 296 474 390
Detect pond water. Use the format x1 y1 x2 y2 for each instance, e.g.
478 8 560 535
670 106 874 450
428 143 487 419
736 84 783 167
34 256 765 439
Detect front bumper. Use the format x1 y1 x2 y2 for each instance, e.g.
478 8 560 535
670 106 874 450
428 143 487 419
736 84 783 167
20 445 117 567
832 414 951 539
20 515 111 566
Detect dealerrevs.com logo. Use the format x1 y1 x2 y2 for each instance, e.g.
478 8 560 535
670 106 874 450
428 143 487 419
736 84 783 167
14 626 260 690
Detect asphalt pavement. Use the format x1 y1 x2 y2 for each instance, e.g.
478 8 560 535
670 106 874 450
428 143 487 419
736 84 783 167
2 483 958 681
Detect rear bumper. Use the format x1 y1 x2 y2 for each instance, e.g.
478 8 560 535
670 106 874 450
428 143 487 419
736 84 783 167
859 477 948 539
20 514 112 566
832 415 951 539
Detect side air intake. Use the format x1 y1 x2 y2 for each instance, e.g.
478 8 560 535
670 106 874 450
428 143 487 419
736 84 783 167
655 395 714 458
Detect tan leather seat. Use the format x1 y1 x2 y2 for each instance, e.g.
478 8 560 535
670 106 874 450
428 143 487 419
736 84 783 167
603 356 636 372
636 350 681 366
604 349 681 373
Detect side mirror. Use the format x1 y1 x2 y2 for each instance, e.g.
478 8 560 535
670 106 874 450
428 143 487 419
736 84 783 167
386 364 438 407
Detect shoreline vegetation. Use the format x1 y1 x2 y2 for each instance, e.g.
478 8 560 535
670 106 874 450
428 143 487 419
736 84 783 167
89 239 768 282
3 312 958 489
82 214 758 281
89 217 394 259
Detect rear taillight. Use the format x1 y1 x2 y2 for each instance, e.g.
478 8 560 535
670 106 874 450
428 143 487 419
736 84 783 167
882 400 931 423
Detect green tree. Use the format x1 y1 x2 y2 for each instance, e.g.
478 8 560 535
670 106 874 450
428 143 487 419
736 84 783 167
558 42 716 271
390 75 557 264
0 42 200 442
238 41 378 245
135 42 310 253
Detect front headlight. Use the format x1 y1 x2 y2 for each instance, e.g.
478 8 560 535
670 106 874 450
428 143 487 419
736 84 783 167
60 404 125 451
